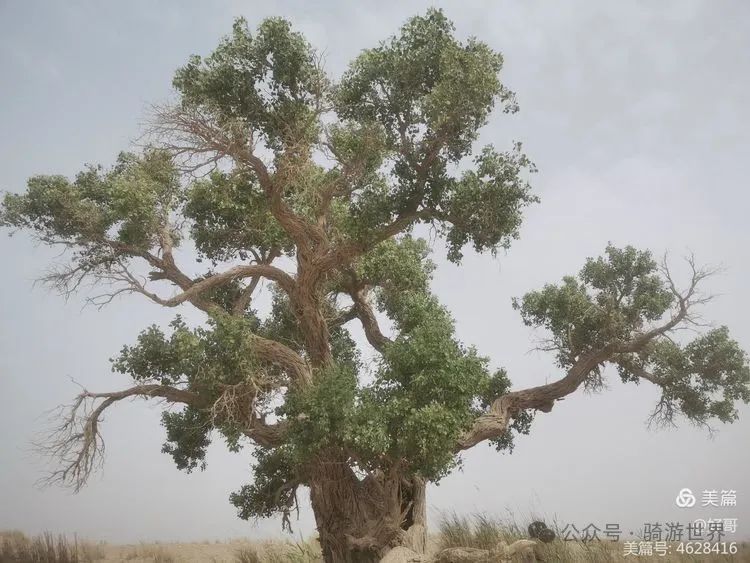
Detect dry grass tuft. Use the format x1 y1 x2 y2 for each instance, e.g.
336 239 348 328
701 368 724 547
233 546 262 563
0 530 105 562
235 539 321 563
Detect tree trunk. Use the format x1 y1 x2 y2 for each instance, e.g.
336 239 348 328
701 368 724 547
309 459 427 563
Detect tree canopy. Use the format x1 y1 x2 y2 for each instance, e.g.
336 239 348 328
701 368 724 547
2 9 748 561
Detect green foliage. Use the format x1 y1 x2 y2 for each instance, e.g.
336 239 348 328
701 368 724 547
514 245 674 368
335 9 514 159
478 369 512 409
516 244 750 426
230 446 298 522
618 327 750 426
326 122 389 180
332 9 536 262
476 368 535 453
113 315 263 389
259 290 360 371
282 364 358 458
580 244 673 322
356 235 434 300
113 315 279 466
442 144 538 262
112 317 201 386
161 407 212 472
173 17 325 152
489 410 534 453
185 171 291 262
2 10 537 272
370 290 495 478
1 150 179 249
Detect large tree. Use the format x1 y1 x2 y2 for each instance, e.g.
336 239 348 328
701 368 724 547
3 10 749 562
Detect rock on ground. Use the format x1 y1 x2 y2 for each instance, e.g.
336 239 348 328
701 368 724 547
380 546 427 562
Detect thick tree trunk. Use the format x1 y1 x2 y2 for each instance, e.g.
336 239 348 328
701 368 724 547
308 460 427 563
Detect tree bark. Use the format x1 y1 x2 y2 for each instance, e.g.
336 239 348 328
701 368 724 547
308 459 427 563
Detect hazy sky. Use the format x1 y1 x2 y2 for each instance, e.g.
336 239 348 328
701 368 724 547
1 0 749 545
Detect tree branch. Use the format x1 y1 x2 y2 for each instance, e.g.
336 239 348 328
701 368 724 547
243 420 289 448
314 133 447 274
208 382 290 448
231 248 281 316
459 258 718 451
37 384 204 492
457 349 610 451
349 286 392 352
141 264 295 308
147 104 326 254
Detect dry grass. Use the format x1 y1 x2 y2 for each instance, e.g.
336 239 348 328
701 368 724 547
233 540 320 563
4 519 749 562
0 530 322 563
437 512 750 562
122 543 177 562
0 530 106 562
97 538 321 562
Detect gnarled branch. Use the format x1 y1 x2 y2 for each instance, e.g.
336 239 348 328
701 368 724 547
141 264 295 308
37 384 204 492
349 287 392 353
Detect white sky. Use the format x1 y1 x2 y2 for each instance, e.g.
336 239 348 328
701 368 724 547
1 0 749 544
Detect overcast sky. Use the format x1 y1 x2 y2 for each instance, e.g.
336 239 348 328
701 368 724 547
1 0 749 545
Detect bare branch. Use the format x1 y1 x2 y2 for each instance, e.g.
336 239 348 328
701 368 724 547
144 104 246 174
37 384 203 491
646 393 679 430
64 252 295 316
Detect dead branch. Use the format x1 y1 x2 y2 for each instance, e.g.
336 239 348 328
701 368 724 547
37 384 203 492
